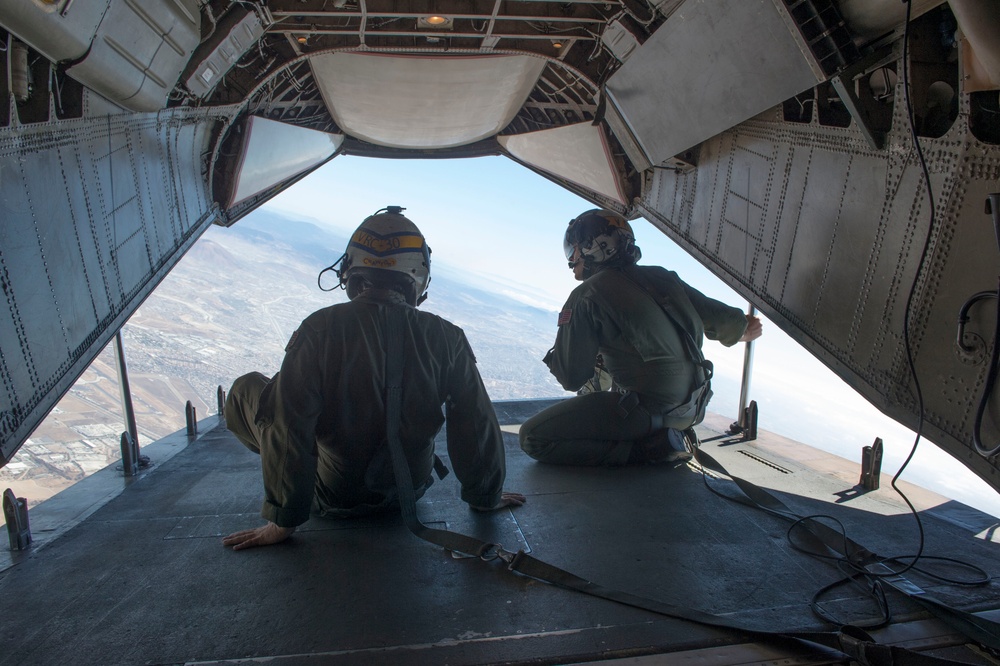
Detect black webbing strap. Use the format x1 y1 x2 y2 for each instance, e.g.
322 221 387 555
380 306 977 665
383 306 493 558
692 445 1000 653
504 550 966 666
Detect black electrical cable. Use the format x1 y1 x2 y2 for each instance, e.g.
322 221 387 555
810 570 893 628
878 554 991 587
972 277 1000 456
796 0 990 622
891 0 934 577
690 3 1000 630
695 474 899 626
892 0 999 614
957 290 998 352
698 462 992 629
806 553 991 629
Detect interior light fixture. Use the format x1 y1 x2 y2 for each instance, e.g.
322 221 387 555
551 39 564 49
296 35 308 44
417 15 454 29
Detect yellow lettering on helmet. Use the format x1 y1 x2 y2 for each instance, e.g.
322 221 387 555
352 230 424 255
363 257 398 268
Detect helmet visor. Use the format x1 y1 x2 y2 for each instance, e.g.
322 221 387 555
564 211 617 260
563 232 577 262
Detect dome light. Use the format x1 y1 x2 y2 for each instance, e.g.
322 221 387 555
417 15 454 29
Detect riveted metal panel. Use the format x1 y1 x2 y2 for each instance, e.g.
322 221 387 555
639 88 1000 491
0 1 111 64
0 109 226 464
65 0 201 112
135 120 177 260
606 0 823 167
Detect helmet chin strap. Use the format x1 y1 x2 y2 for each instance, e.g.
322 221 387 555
572 256 595 280
568 245 594 280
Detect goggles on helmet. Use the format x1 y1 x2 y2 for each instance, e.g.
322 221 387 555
563 209 635 268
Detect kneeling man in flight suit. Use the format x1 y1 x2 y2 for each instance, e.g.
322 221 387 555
521 209 762 466
224 206 524 550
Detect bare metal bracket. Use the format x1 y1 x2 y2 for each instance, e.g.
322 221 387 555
743 401 758 442
860 437 884 490
119 431 150 477
727 400 759 442
120 431 139 477
830 76 884 150
186 401 198 437
987 193 1000 253
3 488 31 551
829 45 895 150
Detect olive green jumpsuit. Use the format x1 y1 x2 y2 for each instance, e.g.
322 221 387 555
226 288 506 527
520 264 747 466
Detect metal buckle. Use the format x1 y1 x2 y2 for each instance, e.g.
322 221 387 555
479 543 516 564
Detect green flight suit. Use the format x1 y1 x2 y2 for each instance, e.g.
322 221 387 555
226 288 506 527
520 264 747 466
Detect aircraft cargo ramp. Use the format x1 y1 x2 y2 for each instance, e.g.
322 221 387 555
0 400 998 665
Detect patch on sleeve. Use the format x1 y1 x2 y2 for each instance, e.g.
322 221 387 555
557 308 572 326
285 328 302 352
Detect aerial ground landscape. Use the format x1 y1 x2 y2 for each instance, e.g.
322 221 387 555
0 209 567 509
4 206 1000 523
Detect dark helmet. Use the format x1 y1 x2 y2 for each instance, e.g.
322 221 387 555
563 209 641 276
320 206 432 305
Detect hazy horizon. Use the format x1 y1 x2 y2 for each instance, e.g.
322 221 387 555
257 156 1000 520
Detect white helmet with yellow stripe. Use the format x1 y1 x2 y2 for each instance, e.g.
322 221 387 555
337 206 431 305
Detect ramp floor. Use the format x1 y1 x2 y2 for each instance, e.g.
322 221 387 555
0 401 998 665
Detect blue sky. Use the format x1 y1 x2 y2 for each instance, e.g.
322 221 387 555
265 154 1000 521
